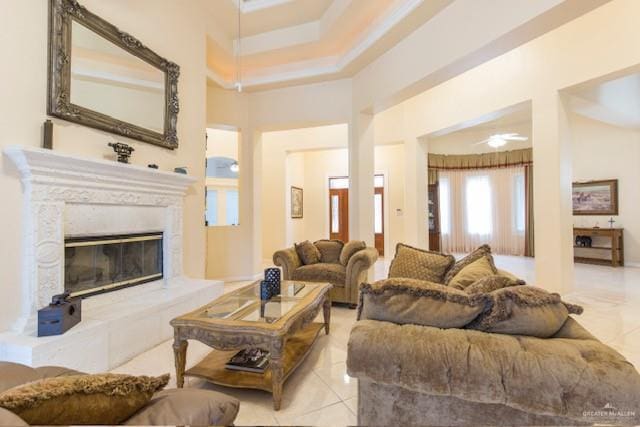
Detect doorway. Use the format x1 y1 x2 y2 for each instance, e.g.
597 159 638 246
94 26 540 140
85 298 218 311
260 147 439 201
328 176 385 256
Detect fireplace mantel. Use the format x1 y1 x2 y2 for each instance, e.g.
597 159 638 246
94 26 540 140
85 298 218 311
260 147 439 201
4 146 197 333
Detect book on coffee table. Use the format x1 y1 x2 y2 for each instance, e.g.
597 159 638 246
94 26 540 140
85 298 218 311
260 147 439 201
225 348 270 373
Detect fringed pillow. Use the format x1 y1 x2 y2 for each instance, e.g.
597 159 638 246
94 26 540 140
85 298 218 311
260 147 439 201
358 278 489 328
467 286 583 338
443 244 492 284
295 240 321 265
0 373 169 425
388 244 455 283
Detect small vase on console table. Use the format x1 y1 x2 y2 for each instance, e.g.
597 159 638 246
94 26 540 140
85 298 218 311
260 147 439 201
573 227 624 267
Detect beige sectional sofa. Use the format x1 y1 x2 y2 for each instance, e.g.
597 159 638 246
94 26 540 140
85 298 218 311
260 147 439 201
346 244 640 426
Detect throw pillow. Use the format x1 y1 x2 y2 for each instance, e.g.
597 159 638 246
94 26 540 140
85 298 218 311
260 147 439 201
358 278 489 328
388 243 455 283
0 373 169 425
443 244 492 284
340 240 366 266
447 255 498 290
467 286 584 338
465 274 525 294
314 239 344 264
295 240 321 265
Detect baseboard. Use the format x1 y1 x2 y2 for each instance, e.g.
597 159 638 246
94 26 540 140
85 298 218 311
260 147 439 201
624 262 640 268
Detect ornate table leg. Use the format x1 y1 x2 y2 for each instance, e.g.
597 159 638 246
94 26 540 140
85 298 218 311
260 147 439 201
270 338 285 410
173 336 188 388
323 295 331 335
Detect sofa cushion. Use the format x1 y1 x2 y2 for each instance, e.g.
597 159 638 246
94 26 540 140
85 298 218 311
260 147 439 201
448 255 498 290
340 240 366 266
292 263 346 286
0 373 169 425
358 278 489 328
468 286 584 338
295 240 321 265
388 244 455 283
314 239 344 264
124 388 239 426
464 274 525 294
443 244 492 284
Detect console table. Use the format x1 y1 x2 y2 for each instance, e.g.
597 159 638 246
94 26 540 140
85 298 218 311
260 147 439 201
573 227 624 267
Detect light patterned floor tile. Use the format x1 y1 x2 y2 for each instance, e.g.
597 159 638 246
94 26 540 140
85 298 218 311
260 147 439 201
275 401 357 427
314 361 358 401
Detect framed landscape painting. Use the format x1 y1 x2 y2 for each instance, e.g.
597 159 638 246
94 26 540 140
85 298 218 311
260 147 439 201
291 186 303 218
572 179 618 215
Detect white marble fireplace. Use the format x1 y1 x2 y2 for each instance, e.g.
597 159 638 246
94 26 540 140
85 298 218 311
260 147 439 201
0 146 222 372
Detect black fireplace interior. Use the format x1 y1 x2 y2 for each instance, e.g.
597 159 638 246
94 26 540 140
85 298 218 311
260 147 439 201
64 232 163 298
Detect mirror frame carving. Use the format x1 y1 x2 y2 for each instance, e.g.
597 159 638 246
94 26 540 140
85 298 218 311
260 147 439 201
48 0 180 149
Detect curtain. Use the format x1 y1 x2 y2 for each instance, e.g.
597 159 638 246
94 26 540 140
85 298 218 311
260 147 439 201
428 169 439 185
429 148 532 170
524 165 535 256
439 166 526 256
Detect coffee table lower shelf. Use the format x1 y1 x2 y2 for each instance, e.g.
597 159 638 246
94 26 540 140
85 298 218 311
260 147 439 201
184 322 325 396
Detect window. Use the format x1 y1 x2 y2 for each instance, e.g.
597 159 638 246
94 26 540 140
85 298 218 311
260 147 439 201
205 190 217 226
226 190 239 226
331 195 340 233
439 178 451 235
465 175 492 235
513 173 526 233
329 177 349 189
374 193 383 234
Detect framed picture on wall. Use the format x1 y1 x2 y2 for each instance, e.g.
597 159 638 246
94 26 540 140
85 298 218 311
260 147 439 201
572 179 618 215
291 186 303 218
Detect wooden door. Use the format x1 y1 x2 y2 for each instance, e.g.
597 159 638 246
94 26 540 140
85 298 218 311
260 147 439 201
329 188 349 242
374 187 384 256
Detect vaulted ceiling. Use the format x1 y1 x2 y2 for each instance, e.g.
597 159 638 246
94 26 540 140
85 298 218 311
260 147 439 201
204 0 609 93
205 0 453 90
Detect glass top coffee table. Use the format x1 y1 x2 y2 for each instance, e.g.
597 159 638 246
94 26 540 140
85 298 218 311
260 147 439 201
170 280 332 410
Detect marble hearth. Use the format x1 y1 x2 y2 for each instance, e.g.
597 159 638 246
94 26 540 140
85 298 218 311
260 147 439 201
0 146 222 372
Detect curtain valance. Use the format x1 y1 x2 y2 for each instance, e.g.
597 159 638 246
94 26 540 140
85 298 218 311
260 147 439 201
428 148 532 170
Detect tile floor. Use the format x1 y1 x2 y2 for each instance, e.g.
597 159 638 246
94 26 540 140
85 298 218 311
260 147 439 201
112 256 640 426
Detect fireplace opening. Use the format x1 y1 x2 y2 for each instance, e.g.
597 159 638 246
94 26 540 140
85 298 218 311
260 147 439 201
64 232 163 298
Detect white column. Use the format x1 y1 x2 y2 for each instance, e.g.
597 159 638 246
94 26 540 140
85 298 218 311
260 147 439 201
532 92 574 294
403 135 429 249
348 111 375 247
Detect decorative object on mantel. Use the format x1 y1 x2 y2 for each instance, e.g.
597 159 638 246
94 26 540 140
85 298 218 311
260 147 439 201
108 142 134 163
43 120 53 149
148 164 159 169
48 0 180 149
572 179 619 215
174 167 187 174
608 217 616 228
37 291 81 337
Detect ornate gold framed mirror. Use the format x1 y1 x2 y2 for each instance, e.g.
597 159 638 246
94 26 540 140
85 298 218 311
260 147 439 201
48 0 180 149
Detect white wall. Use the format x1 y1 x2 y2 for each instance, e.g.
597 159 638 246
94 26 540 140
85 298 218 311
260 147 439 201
0 0 209 331
570 114 640 264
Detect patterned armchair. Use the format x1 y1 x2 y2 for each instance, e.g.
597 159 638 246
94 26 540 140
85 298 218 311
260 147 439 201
273 240 378 306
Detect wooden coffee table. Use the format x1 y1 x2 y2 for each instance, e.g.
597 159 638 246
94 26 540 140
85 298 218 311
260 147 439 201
170 280 332 410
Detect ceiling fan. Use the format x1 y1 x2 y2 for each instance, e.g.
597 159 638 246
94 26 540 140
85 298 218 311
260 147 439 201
474 133 528 148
